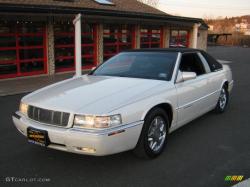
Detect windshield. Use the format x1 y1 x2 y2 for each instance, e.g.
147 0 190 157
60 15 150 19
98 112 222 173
92 52 178 81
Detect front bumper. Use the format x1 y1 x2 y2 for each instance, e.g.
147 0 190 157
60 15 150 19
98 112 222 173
12 112 143 156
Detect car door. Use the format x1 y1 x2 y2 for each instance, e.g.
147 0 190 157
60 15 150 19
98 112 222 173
175 52 210 127
198 52 225 110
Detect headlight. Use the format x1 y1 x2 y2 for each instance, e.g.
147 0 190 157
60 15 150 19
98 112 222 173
19 102 29 115
74 114 122 129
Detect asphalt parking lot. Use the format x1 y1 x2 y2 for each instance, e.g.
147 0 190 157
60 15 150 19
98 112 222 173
0 46 249 187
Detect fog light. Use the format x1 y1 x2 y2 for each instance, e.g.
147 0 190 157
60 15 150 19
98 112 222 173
76 147 96 153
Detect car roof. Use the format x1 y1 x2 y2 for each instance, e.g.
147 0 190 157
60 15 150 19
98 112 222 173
124 48 204 53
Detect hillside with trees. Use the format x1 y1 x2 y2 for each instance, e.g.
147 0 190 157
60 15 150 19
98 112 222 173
204 15 250 46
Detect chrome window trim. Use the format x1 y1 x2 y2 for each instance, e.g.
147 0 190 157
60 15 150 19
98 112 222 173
172 52 182 83
174 52 209 84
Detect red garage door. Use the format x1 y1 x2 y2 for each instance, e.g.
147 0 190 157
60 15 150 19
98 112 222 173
0 22 47 79
54 23 97 72
103 24 135 61
170 30 190 48
140 26 163 48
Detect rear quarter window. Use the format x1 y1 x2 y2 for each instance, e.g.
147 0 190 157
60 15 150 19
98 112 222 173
201 51 222 72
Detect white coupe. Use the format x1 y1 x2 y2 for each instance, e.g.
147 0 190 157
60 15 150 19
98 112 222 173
13 48 233 158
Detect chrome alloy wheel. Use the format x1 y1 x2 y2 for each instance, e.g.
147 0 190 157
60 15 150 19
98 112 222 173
147 116 167 153
219 88 227 109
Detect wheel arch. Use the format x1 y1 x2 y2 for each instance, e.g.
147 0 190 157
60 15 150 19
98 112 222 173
221 79 229 91
141 103 174 128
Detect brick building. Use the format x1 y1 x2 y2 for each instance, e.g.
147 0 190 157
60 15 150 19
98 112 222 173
0 0 208 80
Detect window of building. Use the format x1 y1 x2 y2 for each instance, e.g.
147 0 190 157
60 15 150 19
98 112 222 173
0 22 47 79
140 26 163 48
103 24 135 61
54 22 97 72
170 30 189 48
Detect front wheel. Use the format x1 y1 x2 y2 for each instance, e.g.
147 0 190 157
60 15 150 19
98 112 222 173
133 108 169 158
214 85 229 113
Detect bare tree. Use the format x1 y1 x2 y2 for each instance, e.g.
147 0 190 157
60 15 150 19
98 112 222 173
137 0 159 8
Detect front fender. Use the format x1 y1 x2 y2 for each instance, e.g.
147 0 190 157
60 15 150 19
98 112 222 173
140 100 174 121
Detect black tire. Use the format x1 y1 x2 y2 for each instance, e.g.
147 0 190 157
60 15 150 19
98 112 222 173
133 108 169 158
214 85 229 113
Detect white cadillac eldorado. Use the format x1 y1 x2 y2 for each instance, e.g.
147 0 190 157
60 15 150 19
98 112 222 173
13 48 233 158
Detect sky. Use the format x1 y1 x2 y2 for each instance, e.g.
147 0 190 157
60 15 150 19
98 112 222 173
157 0 250 19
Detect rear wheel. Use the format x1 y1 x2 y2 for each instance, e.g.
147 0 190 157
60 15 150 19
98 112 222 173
214 85 229 113
133 108 169 158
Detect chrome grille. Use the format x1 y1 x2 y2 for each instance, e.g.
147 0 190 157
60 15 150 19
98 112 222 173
27 106 70 127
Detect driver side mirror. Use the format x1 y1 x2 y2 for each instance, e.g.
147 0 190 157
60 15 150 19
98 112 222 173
176 71 197 83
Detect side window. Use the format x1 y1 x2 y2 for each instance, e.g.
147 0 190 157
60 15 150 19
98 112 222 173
197 52 211 73
179 53 206 76
201 51 222 72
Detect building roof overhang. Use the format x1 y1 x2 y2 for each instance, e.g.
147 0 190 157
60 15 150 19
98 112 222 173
0 3 208 29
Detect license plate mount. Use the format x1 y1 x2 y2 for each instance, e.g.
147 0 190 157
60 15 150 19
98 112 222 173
27 127 50 147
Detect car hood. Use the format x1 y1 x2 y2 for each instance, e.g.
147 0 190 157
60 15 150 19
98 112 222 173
22 75 166 114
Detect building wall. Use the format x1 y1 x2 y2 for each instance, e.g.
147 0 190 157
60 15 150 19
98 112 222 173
134 25 140 49
189 27 194 48
162 26 170 48
0 14 208 79
96 24 103 65
47 18 55 75
197 29 208 51
189 25 208 51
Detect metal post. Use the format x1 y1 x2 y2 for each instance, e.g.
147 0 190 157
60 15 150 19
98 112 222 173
73 14 82 77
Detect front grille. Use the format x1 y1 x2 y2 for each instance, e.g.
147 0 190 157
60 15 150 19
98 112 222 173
27 105 70 127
